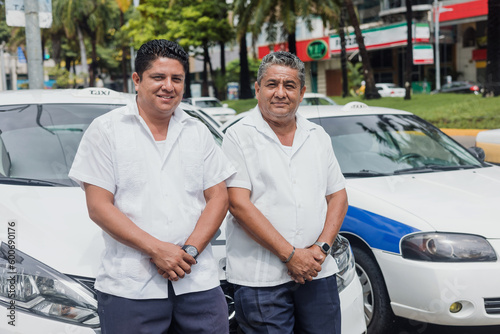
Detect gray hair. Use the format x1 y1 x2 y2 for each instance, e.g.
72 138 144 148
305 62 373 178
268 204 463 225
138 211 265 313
257 51 306 89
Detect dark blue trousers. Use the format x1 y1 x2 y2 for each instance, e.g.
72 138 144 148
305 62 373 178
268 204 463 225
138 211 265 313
234 275 341 334
96 283 229 334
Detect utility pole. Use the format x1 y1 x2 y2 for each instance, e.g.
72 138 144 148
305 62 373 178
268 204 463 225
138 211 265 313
434 0 441 91
25 0 44 89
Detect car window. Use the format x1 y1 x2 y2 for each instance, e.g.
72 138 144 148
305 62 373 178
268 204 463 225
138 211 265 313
309 114 482 176
0 103 124 186
183 109 223 146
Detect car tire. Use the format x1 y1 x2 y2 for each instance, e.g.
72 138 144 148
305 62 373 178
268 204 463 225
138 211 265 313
353 245 397 334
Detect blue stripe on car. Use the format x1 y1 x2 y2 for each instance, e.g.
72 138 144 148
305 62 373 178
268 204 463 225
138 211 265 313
341 206 420 254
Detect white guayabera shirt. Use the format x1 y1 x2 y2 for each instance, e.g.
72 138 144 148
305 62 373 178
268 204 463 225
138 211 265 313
222 108 346 287
69 100 235 299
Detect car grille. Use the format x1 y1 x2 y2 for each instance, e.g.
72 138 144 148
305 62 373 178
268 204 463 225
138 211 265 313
484 298 500 315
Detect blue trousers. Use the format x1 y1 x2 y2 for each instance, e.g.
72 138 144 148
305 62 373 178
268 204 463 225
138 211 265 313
96 283 229 334
234 275 341 334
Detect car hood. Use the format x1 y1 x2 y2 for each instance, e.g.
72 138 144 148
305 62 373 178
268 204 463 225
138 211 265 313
346 166 500 238
200 107 236 116
0 184 103 277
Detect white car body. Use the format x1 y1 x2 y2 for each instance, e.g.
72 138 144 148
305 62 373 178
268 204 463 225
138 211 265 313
376 83 406 97
476 129 500 164
183 97 236 124
0 89 365 334
298 103 500 333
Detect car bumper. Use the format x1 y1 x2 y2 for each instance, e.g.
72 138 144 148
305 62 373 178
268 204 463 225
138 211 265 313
374 240 500 326
0 309 99 334
340 274 367 333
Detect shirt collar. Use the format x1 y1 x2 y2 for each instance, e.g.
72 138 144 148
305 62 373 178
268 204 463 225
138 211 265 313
125 96 189 126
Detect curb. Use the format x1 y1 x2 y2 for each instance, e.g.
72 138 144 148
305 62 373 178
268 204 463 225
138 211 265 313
440 129 487 137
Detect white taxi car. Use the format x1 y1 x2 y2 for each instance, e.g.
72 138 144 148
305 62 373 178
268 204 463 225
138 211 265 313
0 88 365 334
297 103 500 334
182 96 236 124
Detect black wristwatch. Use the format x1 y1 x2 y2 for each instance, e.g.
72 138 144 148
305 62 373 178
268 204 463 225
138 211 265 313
182 245 199 260
314 241 331 255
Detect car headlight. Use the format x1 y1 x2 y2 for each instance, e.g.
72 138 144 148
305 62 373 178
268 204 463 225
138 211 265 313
401 232 497 262
331 235 356 293
0 242 99 327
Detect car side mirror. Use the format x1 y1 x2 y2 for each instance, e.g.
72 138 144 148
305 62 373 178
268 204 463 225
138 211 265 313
467 146 485 162
223 103 228 108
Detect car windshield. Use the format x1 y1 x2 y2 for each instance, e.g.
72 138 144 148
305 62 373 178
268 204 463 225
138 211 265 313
195 100 222 108
309 114 483 177
0 104 124 186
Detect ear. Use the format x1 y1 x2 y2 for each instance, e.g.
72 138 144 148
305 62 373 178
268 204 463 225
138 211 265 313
254 81 260 95
132 72 141 90
299 85 307 102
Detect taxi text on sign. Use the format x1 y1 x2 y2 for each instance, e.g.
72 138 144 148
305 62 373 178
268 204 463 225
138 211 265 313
5 0 53 28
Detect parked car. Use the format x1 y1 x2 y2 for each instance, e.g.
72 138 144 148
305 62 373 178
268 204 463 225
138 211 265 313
0 88 366 334
182 96 236 123
476 129 500 164
375 83 406 97
431 81 482 95
299 103 500 333
300 92 337 106
224 103 500 333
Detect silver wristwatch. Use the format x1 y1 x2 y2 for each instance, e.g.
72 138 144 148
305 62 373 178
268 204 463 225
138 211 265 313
182 245 199 260
314 241 331 255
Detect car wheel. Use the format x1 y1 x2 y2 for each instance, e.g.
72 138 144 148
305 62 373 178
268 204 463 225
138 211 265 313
353 245 396 334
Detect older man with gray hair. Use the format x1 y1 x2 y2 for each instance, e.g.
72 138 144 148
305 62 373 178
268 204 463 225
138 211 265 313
222 51 348 333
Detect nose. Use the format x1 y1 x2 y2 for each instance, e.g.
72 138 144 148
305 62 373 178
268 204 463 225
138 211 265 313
275 83 286 98
161 78 174 92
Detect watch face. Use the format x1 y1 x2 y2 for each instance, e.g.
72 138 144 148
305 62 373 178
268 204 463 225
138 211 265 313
322 243 330 253
183 245 199 258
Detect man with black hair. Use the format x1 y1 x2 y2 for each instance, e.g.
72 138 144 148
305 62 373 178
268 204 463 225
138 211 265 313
70 39 234 333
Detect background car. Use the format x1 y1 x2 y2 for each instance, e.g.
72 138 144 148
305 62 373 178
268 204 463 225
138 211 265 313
300 92 337 106
0 88 366 334
375 83 406 97
431 81 482 94
476 129 500 164
294 102 500 334
183 96 236 123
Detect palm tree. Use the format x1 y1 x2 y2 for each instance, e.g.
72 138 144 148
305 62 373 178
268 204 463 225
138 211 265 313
344 0 380 99
486 0 500 96
53 0 119 87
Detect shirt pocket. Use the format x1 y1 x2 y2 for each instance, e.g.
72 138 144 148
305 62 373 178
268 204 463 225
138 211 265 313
182 152 204 193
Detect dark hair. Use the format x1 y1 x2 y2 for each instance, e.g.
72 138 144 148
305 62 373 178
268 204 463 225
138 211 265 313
134 39 189 79
257 51 305 89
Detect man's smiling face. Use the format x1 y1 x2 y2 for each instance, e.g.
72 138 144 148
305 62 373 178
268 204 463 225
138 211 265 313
255 64 306 125
133 57 185 119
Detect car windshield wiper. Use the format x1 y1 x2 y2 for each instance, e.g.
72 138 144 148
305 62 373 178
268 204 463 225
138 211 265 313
0 176 69 187
394 164 478 175
343 169 391 178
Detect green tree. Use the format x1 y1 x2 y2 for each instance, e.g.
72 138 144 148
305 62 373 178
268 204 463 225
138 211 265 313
125 0 234 98
53 0 121 87
0 2 11 44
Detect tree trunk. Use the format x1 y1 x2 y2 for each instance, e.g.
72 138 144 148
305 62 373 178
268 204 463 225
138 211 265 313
287 31 297 55
486 0 500 96
345 0 380 99
219 41 226 100
339 6 349 98
120 11 128 93
89 36 97 87
206 47 218 98
77 26 89 87
239 33 254 99
202 44 209 96
405 0 413 100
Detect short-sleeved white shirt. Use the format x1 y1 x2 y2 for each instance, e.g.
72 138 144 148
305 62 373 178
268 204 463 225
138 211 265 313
69 99 235 299
222 108 346 287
